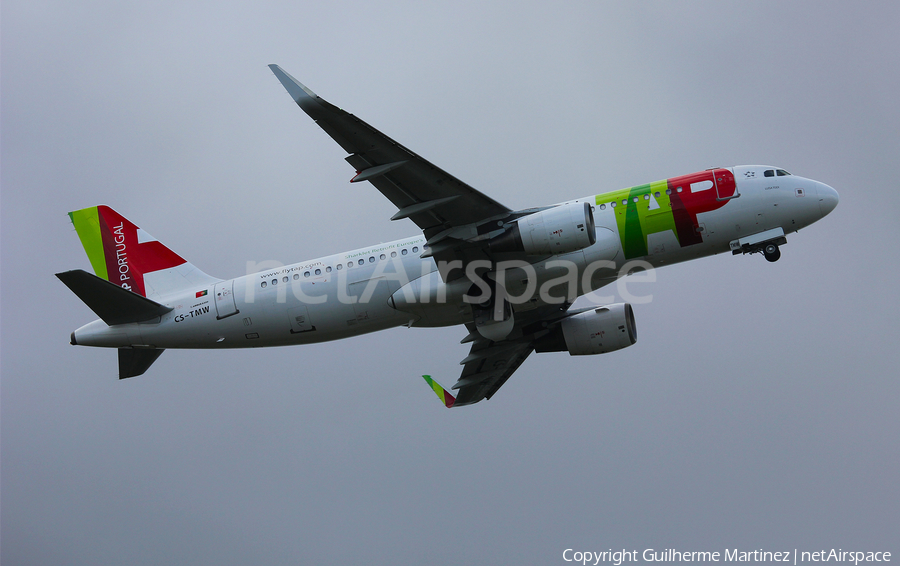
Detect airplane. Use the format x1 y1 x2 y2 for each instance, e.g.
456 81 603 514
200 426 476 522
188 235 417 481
56 64 840 408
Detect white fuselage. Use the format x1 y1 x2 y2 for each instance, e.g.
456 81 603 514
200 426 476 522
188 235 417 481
72 166 839 350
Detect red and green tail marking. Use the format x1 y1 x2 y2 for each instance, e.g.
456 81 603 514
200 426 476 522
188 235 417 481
422 375 456 408
68 205 186 297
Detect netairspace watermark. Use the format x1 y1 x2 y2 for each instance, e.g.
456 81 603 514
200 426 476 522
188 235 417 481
242 258 657 309
562 549 891 566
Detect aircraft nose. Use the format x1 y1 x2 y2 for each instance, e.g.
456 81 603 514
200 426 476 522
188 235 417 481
817 182 839 217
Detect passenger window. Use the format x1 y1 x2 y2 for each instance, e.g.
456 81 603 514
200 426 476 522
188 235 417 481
622 199 628 205
261 281 267 288
413 246 419 253
326 266 332 273
643 194 650 200
610 201 617 208
304 271 310 277
368 256 375 263
665 188 671 195
293 273 299 280
337 264 343 270
676 187 683 193
315 268 321 275
282 276 288 283
654 191 661 198
764 169 775 177
633 196 639 203
391 251 397 258
271 279 278 285
599 203 606 210
380 254 386 260
348 262 353 268
402 249 408 255
358 259 364 266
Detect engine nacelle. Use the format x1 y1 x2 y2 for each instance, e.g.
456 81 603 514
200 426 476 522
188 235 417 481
490 201 596 255
534 303 637 356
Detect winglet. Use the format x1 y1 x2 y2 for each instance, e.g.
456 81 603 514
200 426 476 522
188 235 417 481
422 375 456 408
268 64 319 104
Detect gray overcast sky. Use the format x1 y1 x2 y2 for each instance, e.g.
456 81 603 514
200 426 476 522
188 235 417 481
3 1 899 564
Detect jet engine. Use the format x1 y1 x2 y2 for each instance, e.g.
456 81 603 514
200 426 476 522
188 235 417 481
490 201 596 255
534 303 637 355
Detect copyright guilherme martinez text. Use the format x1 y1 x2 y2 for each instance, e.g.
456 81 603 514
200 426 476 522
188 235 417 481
562 548 891 565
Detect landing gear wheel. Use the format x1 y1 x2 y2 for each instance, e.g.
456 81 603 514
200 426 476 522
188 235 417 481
763 243 781 262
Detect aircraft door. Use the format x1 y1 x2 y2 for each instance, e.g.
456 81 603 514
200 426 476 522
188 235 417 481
214 280 239 319
714 168 739 200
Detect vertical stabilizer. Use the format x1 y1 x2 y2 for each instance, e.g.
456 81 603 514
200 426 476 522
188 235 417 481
68 206 219 300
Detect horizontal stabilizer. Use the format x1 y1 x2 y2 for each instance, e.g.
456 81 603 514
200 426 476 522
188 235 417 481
119 348 165 379
56 269 173 325
422 375 456 408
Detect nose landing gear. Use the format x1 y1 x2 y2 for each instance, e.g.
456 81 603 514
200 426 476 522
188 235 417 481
730 230 786 262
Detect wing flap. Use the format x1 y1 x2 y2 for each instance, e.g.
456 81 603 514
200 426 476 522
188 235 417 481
351 161 408 183
447 304 575 405
452 339 534 407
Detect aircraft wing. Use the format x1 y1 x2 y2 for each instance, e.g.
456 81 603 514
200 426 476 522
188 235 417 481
272 66 568 406
451 331 535 406
269 65 512 242
435 303 579 406
419 333 534 408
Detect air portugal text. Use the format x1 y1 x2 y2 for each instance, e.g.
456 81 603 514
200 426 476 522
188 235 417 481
112 222 132 290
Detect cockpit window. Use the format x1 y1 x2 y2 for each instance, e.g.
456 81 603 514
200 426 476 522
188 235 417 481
764 169 775 177
776 169 791 176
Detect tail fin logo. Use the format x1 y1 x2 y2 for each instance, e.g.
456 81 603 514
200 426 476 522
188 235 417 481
69 205 187 297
